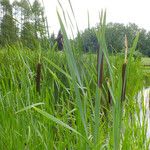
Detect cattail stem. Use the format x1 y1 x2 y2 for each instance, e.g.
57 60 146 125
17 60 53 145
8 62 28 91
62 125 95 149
97 48 104 88
36 63 42 94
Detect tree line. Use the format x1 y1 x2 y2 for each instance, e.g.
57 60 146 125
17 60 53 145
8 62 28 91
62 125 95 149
77 23 150 56
0 0 149 56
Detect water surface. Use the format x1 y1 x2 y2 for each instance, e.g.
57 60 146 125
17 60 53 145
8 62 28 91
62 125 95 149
138 87 150 138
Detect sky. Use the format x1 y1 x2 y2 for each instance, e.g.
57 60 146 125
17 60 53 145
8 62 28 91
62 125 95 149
40 0 150 35
11 0 150 35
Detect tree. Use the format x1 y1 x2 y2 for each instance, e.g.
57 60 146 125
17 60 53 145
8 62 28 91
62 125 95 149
105 23 126 53
0 0 18 46
21 22 38 49
125 23 139 47
1 14 18 46
78 22 150 56
81 28 98 52
32 0 46 39
0 0 12 16
17 0 48 49
138 30 150 56
13 0 32 34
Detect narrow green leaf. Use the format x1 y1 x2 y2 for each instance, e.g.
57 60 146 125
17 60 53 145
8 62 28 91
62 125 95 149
33 107 81 136
15 103 44 114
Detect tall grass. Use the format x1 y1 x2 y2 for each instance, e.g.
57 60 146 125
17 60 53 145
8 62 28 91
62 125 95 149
0 1 149 149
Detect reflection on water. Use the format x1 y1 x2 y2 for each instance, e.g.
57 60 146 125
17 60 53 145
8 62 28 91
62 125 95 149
137 88 150 138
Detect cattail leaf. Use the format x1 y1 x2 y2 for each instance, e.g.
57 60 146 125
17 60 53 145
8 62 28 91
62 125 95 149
67 0 79 32
47 68 70 94
128 32 140 63
44 57 71 80
57 0 68 27
15 103 44 114
87 10 90 29
33 107 82 136
57 9 88 137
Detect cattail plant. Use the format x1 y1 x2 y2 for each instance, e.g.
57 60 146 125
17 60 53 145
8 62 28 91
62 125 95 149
97 45 104 89
121 35 128 101
107 78 112 104
36 63 42 94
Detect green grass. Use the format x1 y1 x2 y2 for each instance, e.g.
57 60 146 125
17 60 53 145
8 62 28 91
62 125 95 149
0 2 150 149
142 57 150 66
141 57 150 86
0 42 149 149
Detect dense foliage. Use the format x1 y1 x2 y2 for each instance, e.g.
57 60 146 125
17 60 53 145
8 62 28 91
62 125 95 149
0 0 50 49
78 23 150 56
0 0 150 57
0 45 148 149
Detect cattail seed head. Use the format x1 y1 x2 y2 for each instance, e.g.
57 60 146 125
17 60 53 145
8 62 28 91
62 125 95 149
121 63 127 101
36 63 42 94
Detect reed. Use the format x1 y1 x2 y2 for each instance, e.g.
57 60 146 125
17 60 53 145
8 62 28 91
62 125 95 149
121 35 128 101
0 1 148 149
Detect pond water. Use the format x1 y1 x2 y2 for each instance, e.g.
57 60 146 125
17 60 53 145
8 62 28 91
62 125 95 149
137 87 150 138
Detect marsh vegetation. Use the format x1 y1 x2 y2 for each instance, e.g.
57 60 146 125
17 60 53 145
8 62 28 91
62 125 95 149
0 0 150 149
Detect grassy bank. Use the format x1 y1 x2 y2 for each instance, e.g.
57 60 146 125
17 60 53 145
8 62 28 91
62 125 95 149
0 42 149 149
142 57 150 66
142 57 150 86
0 4 149 149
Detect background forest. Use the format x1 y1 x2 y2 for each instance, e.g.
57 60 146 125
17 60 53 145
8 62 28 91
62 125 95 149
0 0 150 57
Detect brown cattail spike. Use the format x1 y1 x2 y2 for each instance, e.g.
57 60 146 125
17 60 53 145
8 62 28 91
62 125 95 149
121 63 127 101
36 63 42 94
121 35 128 101
106 78 112 104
